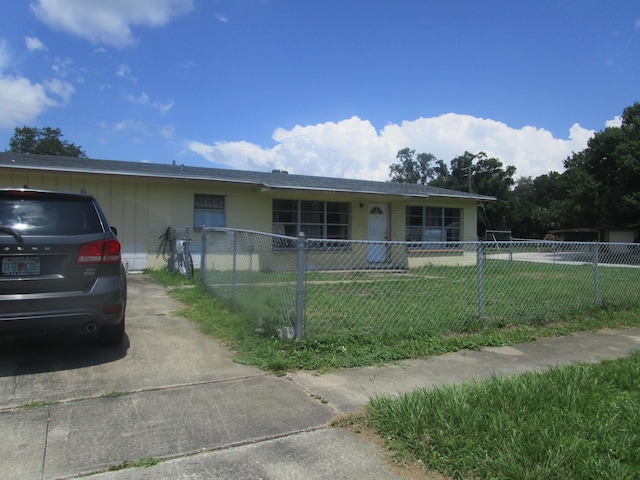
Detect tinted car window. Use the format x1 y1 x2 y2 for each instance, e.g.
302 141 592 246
0 198 103 236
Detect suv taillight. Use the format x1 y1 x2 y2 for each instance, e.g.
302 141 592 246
76 239 121 264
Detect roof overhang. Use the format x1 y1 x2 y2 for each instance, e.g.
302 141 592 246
0 153 496 202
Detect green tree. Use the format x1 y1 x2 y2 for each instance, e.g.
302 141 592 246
8 126 87 157
511 172 570 238
390 149 518 235
429 151 517 235
389 148 442 184
562 102 640 228
430 151 474 191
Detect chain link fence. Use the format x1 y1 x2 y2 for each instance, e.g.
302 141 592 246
200 228 640 340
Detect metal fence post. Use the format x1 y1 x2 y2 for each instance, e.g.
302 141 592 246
593 242 600 305
184 226 190 279
296 232 306 340
200 228 206 283
477 241 484 324
232 230 238 307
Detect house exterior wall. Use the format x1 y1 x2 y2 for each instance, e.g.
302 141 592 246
602 229 638 254
3 168 154 270
1 167 480 270
605 230 635 244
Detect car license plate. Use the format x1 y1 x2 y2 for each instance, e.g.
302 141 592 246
2 257 41 276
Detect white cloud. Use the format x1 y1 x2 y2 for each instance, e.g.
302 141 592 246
110 119 148 143
188 140 276 169
44 78 75 105
605 116 623 128
123 92 173 115
125 91 149 105
153 99 174 115
187 114 596 181
25 36 47 52
115 63 138 83
51 56 73 76
0 75 56 128
0 39 74 128
215 13 229 24
111 118 144 133
31 0 194 48
116 64 131 77
102 119 175 146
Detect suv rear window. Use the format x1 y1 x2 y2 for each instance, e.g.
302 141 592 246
0 197 103 236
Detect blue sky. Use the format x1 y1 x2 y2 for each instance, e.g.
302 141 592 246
1 1 638 181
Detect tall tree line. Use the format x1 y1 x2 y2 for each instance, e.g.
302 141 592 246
7 126 87 158
389 102 640 239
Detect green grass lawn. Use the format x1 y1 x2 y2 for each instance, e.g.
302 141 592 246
202 259 640 338
146 268 640 373
337 352 640 479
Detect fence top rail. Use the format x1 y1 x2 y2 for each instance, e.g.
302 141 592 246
202 228 639 250
202 226 296 242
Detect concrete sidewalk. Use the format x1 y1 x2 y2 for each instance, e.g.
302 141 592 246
1 274 639 479
290 327 640 414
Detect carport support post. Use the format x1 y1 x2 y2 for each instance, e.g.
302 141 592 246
295 232 306 340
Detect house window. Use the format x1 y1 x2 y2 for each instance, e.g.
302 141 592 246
194 194 225 229
273 199 350 243
406 206 461 246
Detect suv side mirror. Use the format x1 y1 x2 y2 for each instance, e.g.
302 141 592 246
110 226 118 236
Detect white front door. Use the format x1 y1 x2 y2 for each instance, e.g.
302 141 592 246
367 203 389 263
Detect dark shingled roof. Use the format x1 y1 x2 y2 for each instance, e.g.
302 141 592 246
0 152 495 201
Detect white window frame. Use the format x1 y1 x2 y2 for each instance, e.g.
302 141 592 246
194 194 225 230
273 199 350 248
406 206 462 248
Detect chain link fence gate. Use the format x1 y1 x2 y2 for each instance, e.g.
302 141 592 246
200 228 640 341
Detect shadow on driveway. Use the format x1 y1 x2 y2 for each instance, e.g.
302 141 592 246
0 333 129 377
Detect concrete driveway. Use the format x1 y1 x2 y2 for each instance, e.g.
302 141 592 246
0 274 401 480
4 274 640 479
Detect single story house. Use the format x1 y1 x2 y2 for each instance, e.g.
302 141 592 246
0 152 495 270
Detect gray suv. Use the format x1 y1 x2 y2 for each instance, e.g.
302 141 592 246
0 188 126 345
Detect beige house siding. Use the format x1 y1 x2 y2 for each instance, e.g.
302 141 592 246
1 164 482 270
3 168 153 270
